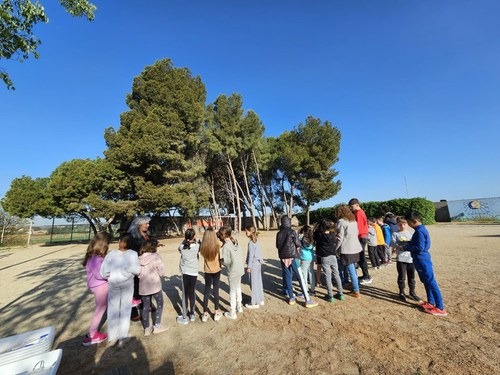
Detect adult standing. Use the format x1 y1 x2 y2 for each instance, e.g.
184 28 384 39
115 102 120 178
128 216 157 321
335 205 363 298
348 198 373 285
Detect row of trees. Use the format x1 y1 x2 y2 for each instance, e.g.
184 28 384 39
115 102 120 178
2 59 341 234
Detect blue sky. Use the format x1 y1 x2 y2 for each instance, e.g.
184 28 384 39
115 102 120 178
1 0 499 214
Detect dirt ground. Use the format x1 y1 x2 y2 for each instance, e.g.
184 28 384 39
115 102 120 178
0 224 499 375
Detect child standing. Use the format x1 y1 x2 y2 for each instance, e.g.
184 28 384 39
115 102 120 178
177 228 200 324
245 225 265 309
391 218 421 303
367 218 381 269
314 220 344 303
402 212 447 316
100 234 141 347
374 218 387 266
139 240 167 335
299 225 316 296
378 217 392 264
219 226 245 319
200 228 223 322
82 232 112 346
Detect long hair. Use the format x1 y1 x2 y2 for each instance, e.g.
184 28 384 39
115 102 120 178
182 228 196 249
336 204 356 222
140 239 159 256
128 216 151 239
299 225 314 246
82 232 112 266
245 225 258 243
200 227 220 262
218 225 236 245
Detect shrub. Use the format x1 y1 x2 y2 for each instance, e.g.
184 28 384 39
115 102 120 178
297 197 435 226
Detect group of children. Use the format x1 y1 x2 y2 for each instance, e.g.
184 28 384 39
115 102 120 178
82 223 265 347
82 204 447 347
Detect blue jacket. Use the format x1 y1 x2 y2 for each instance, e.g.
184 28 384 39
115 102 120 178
381 224 391 245
404 225 431 261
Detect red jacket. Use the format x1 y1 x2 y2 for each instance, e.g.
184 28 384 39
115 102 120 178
354 209 368 239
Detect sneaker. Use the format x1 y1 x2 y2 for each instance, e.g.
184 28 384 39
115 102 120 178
245 303 260 309
359 278 373 285
236 304 244 313
288 298 296 305
224 311 237 320
131 298 142 307
409 293 423 302
347 291 361 298
420 302 435 310
328 296 335 303
398 293 407 302
214 311 223 321
376 266 381 270
305 300 318 308
201 312 209 322
153 324 168 334
176 315 189 325
424 307 448 317
335 293 345 301
259 300 265 306
144 327 152 336
296 293 305 298
189 313 196 322
82 332 107 346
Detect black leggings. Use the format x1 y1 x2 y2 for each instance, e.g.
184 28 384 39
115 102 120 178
141 291 164 328
397 261 416 294
203 271 221 312
182 274 197 315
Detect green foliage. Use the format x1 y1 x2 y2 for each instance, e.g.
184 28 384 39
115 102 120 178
104 59 208 216
48 158 135 223
0 0 96 89
1 176 56 218
297 198 436 225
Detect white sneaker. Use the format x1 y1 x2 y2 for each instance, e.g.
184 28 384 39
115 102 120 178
177 315 189 325
189 314 196 322
236 304 243 313
153 325 168 334
144 327 152 336
201 312 209 322
213 311 222 321
245 303 260 309
259 300 265 306
224 311 237 320
360 278 373 285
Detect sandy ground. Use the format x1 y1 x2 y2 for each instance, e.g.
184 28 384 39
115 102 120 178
0 224 499 375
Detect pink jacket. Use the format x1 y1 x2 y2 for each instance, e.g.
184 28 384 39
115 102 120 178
139 252 165 295
86 255 108 289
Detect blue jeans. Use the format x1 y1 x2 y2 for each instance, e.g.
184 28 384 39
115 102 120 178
414 257 444 309
299 259 316 292
281 260 310 302
346 263 359 292
338 258 349 284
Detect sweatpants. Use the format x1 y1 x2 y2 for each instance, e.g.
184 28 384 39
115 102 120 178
414 256 444 310
203 271 221 312
321 255 343 297
88 283 108 336
182 274 197 315
376 245 386 265
228 276 242 313
396 261 416 294
249 263 264 305
141 291 164 329
385 244 392 263
299 259 316 293
357 237 371 280
368 245 381 268
107 281 134 341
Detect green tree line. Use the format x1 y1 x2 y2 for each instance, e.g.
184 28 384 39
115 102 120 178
2 59 342 233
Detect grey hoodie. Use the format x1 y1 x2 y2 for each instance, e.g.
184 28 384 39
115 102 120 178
222 239 245 279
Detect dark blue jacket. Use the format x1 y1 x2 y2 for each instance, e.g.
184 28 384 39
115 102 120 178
404 225 431 261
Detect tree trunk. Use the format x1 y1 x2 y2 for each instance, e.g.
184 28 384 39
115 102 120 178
210 176 221 229
227 158 241 232
306 205 310 226
80 212 98 235
288 183 294 219
240 155 257 229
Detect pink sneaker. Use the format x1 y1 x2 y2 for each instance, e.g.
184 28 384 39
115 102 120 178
132 298 142 307
419 302 435 310
424 307 448 317
82 332 107 346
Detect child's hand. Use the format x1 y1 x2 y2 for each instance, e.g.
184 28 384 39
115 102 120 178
246 267 251 273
